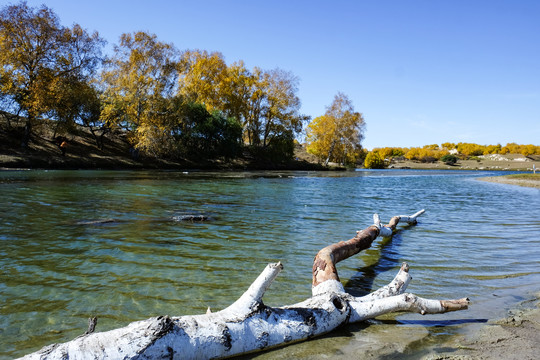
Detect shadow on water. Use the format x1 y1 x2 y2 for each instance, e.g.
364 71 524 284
342 224 489 327
377 318 488 327
343 226 410 297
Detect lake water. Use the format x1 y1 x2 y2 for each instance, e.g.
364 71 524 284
1 169 539 359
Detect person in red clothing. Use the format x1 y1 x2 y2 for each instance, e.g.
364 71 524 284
60 140 67 156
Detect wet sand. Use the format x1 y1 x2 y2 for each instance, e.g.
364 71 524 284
423 292 540 360
478 176 540 188
245 295 540 360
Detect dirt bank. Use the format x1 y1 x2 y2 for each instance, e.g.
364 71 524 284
0 116 325 171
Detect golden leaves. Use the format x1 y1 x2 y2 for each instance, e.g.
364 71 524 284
306 93 365 165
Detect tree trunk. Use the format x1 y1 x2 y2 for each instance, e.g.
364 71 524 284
20 210 469 360
21 119 32 148
324 139 336 166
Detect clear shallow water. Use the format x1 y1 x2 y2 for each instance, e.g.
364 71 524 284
0 169 539 358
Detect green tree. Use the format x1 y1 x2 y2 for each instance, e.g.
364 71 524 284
440 154 458 165
0 1 104 146
306 92 365 166
177 103 242 159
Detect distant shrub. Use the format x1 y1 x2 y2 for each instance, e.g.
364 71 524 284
440 154 458 165
364 151 385 169
457 142 484 156
419 156 436 163
373 147 406 159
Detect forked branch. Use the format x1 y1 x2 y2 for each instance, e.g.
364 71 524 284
312 209 425 287
20 209 469 360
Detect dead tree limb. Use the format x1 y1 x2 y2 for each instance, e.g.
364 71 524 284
312 210 425 287
20 209 469 360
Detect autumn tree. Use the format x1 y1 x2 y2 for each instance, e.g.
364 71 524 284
48 76 105 145
0 1 104 147
177 50 227 111
456 142 484 157
441 142 456 150
237 68 307 160
219 61 257 132
364 151 385 168
306 92 365 166
177 53 307 160
100 31 178 153
483 144 501 155
259 69 307 148
373 147 406 159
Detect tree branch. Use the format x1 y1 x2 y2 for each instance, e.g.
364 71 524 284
20 209 470 360
312 210 425 287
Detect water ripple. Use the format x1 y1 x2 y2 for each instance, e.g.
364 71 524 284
0 169 539 358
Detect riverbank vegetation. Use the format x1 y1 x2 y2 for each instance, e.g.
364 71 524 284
1 2 538 171
363 143 540 169
0 2 317 169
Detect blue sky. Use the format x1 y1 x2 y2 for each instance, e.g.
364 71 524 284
23 0 540 149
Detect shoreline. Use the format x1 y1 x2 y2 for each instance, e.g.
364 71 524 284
423 291 540 360
477 175 540 188
1 158 538 173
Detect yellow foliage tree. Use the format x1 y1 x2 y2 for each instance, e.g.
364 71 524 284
100 31 178 155
178 54 306 150
0 2 103 146
373 147 406 159
306 92 365 166
177 50 227 111
364 151 385 168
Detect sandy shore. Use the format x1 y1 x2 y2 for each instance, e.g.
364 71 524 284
478 176 540 188
423 292 540 360
246 294 540 360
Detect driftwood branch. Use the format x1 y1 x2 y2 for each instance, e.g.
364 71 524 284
20 209 469 360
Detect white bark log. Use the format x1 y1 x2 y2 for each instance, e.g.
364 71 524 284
20 210 469 360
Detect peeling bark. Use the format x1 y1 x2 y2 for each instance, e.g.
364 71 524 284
312 210 424 287
20 209 469 360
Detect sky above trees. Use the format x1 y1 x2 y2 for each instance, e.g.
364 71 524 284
22 0 540 149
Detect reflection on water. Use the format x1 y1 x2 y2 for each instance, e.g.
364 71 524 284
0 169 539 359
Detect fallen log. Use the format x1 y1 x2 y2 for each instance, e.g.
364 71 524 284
20 209 469 359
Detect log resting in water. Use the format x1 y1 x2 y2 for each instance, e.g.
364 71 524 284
75 214 210 226
20 209 469 360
